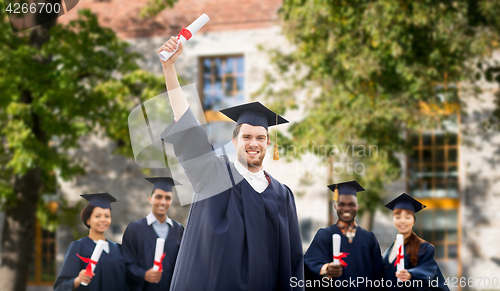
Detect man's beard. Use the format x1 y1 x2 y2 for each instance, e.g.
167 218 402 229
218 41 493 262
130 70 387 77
237 147 266 170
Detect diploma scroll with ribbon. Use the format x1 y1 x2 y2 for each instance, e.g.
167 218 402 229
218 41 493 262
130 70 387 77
77 239 107 286
332 234 341 265
332 234 349 267
153 238 165 272
159 14 210 61
395 234 405 282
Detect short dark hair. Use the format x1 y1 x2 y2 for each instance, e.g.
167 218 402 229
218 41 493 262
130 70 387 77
81 204 96 229
232 124 270 141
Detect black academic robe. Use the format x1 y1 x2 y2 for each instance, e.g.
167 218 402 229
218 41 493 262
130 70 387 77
304 224 383 290
382 241 449 290
122 217 184 291
54 236 127 291
160 108 304 291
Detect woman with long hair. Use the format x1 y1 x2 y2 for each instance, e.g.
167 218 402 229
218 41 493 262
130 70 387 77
54 193 127 291
382 193 449 290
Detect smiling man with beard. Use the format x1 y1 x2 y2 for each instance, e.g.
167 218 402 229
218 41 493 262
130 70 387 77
304 181 383 290
156 37 304 291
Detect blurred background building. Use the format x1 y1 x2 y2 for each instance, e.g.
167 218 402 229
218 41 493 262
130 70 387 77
1 0 498 290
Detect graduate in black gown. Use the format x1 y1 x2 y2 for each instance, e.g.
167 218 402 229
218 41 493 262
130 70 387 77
304 181 383 290
122 176 184 291
382 193 449 290
54 193 127 291
156 36 304 291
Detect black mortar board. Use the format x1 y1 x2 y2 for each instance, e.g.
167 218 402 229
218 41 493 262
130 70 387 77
385 193 426 213
219 101 288 130
145 177 182 192
327 180 365 200
80 193 117 209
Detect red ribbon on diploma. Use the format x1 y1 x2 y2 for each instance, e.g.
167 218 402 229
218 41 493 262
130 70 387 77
154 253 166 272
177 26 192 41
394 245 404 267
76 253 97 278
333 252 349 267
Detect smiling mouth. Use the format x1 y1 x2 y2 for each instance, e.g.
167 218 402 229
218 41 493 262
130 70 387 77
246 149 260 156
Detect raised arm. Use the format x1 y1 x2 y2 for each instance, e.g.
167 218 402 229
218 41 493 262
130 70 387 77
158 36 189 121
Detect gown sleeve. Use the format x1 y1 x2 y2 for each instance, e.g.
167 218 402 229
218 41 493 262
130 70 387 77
304 229 330 276
369 232 384 281
54 241 81 291
121 223 146 291
160 107 236 197
408 243 450 291
285 185 305 287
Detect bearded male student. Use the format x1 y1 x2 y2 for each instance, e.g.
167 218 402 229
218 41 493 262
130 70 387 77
156 36 304 291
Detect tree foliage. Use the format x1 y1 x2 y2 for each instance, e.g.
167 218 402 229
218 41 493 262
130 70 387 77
258 0 500 216
140 0 178 18
0 8 164 207
0 3 165 289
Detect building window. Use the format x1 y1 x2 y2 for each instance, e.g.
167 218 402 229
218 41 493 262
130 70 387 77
408 127 459 198
407 85 460 281
200 56 244 114
28 220 56 285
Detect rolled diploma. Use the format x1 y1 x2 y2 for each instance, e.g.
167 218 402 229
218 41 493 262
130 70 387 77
159 14 210 61
332 234 341 265
81 240 106 286
152 238 165 271
396 234 405 282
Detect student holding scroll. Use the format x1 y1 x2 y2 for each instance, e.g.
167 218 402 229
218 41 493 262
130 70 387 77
122 177 184 291
157 37 303 291
304 181 383 290
54 193 127 291
382 193 449 290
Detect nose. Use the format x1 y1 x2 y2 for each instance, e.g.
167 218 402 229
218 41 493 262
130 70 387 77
248 138 258 147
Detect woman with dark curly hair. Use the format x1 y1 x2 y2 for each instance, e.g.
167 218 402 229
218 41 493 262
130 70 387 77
382 193 449 290
54 193 127 291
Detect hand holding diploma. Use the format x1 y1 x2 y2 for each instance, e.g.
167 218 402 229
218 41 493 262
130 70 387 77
144 268 163 284
396 269 412 281
76 239 106 286
75 269 94 286
326 263 343 278
145 238 165 284
158 14 210 62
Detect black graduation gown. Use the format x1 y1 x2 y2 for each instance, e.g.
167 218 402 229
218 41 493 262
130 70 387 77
382 241 449 290
303 224 383 290
54 236 127 291
160 107 304 291
121 217 184 291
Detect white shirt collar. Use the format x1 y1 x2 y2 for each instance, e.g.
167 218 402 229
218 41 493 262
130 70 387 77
146 212 173 227
234 159 266 178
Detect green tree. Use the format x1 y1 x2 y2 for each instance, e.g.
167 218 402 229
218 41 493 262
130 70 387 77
257 0 500 228
0 2 165 290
